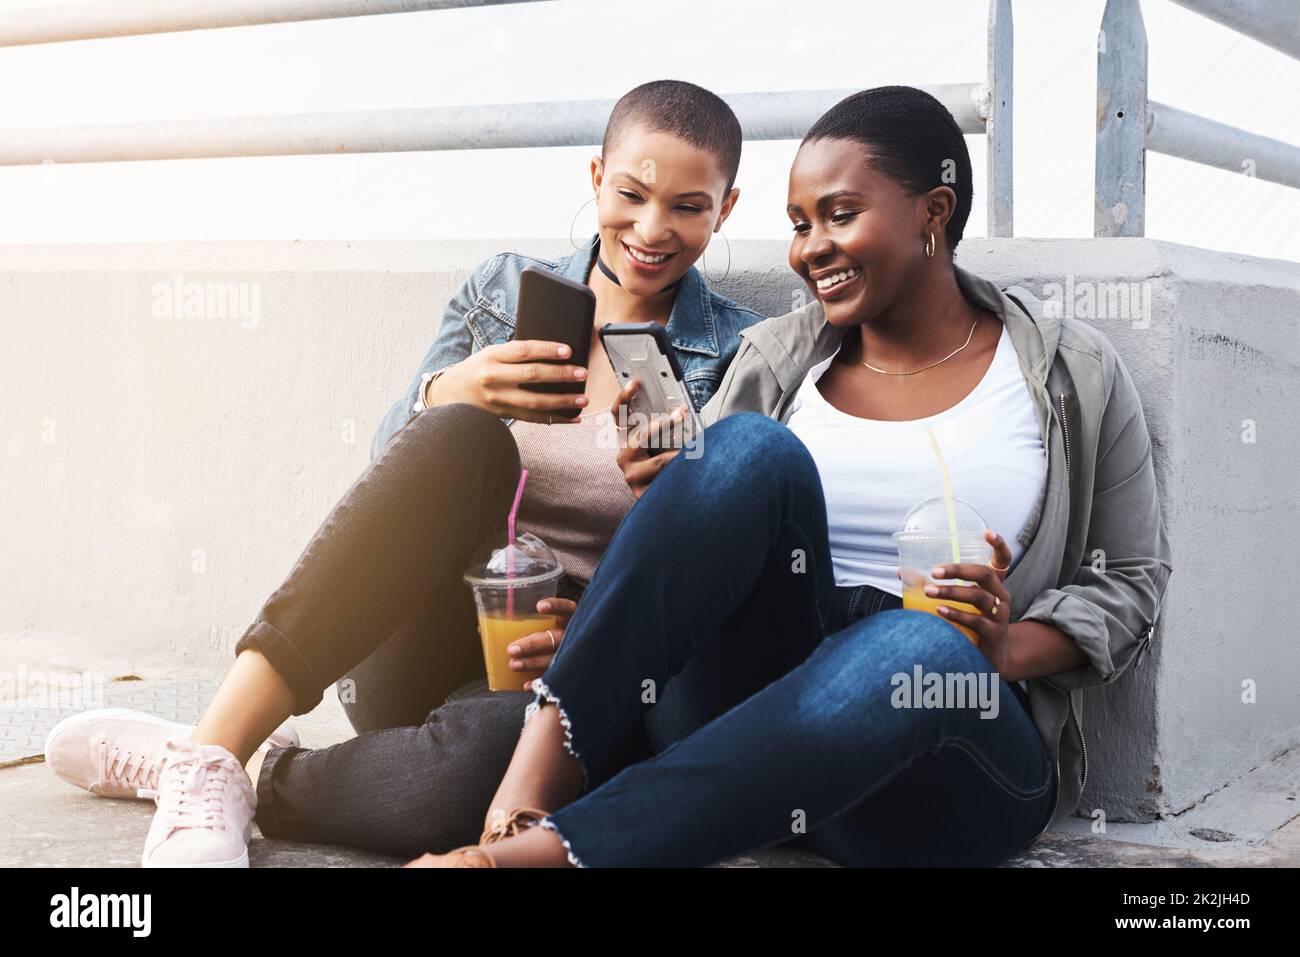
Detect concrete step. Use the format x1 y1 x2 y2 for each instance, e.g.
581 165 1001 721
4 676 1295 867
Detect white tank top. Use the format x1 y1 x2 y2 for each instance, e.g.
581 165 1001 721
785 323 1046 594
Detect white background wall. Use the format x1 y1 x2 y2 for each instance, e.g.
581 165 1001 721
0 0 1297 258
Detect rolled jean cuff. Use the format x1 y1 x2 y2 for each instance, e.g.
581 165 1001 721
522 677 591 793
234 620 325 716
251 743 301 838
537 816 586 868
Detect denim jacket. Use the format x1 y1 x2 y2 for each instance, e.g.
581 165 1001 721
372 235 766 459
700 264 1174 834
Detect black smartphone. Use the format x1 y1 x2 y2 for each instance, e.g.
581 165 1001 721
600 322 701 455
512 265 596 419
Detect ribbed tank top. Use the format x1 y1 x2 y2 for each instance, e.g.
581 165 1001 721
508 412 638 585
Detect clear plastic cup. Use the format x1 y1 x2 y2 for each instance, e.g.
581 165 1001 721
463 532 565 691
892 497 993 647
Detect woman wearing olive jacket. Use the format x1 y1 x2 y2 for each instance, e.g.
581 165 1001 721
410 86 1173 869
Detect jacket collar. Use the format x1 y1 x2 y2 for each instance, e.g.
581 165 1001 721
558 234 721 359
952 264 1058 388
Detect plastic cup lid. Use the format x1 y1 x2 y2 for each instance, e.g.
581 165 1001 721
891 495 989 544
463 531 564 589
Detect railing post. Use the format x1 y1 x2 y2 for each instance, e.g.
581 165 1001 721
1095 0 1148 237
985 0 1014 238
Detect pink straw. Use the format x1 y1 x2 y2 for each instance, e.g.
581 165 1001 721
506 469 528 617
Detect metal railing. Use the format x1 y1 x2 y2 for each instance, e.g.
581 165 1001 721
1095 0 1300 237
0 0 1016 237
0 1 535 46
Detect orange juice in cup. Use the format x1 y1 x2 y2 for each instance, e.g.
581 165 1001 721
464 532 565 691
476 612 558 692
893 497 993 648
899 572 985 646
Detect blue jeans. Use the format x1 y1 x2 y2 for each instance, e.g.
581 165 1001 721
239 403 914 858
532 412 1055 867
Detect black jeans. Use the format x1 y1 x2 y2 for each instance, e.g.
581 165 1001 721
232 402 923 858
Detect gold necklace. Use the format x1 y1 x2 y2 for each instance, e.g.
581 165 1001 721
860 295 979 376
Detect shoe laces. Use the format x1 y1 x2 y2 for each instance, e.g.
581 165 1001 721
98 740 161 796
145 743 246 833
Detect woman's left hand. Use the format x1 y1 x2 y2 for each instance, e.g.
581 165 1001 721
508 597 577 690
925 529 1014 670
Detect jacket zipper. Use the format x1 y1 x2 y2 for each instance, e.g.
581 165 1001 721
1053 392 1087 797
1057 392 1072 485
1069 690 1089 794
1040 676 1090 827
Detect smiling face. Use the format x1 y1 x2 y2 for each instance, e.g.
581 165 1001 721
787 137 948 327
591 126 739 296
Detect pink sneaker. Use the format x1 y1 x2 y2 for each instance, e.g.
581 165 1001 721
44 707 299 800
140 737 257 868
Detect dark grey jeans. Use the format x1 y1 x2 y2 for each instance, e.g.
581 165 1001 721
233 403 550 856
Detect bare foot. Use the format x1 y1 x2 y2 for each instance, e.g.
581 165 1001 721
404 823 575 868
485 826 575 868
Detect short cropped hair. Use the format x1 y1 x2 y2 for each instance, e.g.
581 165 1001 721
802 85 973 254
602 80 743 194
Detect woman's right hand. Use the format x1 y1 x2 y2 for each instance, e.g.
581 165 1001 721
611 377 686 499
430 340 590 423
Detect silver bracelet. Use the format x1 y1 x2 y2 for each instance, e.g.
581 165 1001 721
412 367 450 413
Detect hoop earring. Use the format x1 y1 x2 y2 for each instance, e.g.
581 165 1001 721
569 196 599 250
924 231 936 260
702 230 731 284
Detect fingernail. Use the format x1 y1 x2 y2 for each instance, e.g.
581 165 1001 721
931 566 946 578
924 585 939 596
558 345 570 357
507 644 519 654
937 606 949 614
575 369 587 379
539 602 550 611
575 396 588 405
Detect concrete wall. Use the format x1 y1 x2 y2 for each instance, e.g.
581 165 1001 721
2 237 1296 821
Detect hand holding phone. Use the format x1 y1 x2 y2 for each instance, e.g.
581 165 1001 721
610 377 688 499
429 340 590 423
431 265 595 423
510 266 596 420
600 322 701 454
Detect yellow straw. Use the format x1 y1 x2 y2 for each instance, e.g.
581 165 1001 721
925 425 962 566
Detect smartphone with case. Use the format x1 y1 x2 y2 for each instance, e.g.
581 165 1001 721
511 265 596 419
599 322 701 454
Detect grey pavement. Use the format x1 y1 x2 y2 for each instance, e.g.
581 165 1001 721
2 676 1295 868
